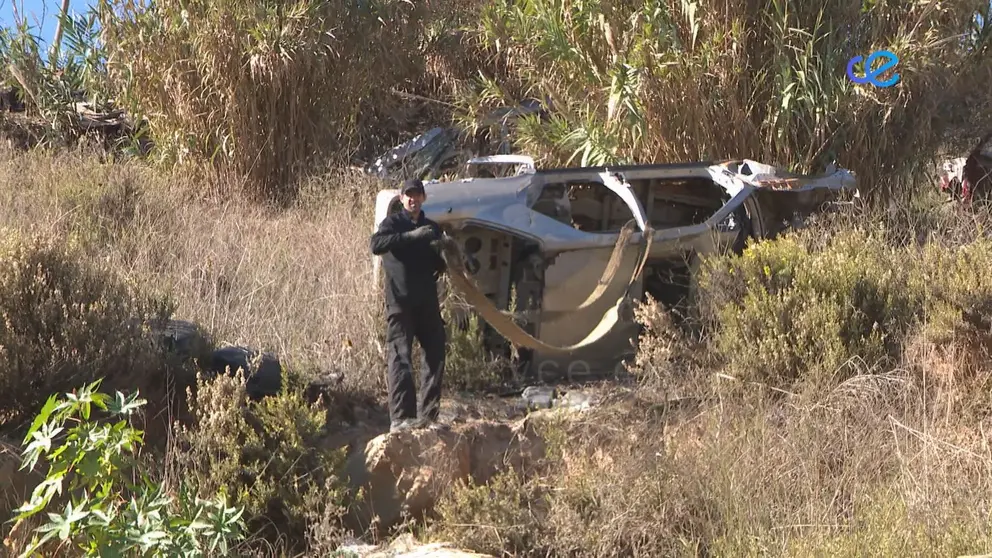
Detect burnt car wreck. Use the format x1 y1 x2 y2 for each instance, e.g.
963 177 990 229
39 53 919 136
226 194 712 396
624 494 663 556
372 156 858 380
940 131 992 203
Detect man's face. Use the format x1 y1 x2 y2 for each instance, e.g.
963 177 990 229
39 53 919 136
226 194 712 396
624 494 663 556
400 191 425 214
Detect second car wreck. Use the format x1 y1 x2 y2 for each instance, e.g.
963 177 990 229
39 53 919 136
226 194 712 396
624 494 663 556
372 156 858 379
940 131 992 203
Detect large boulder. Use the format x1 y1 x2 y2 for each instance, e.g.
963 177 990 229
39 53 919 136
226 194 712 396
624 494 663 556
343 416 547 533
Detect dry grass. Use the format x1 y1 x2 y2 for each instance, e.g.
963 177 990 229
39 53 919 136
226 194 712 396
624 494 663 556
432 335 992 557
6 142 992 555
93 0 490 202
428 195 992 557
0 146 389 397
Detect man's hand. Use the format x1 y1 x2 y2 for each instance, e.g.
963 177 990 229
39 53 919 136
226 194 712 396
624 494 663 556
405 225 439 242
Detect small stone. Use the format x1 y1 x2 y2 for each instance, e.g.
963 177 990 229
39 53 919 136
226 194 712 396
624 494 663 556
554 391 597 411
521 386 557 410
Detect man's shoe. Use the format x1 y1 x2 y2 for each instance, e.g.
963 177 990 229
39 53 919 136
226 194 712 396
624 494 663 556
390 419 416 433
413 416 450 431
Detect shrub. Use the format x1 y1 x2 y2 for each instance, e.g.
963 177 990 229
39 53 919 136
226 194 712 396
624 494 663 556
695 226 928 389
441 297 507 392
170 368 349 554
628 294 701 394
7 379 245 557
0 230 173 428
431 470 546 556
694 217 992 393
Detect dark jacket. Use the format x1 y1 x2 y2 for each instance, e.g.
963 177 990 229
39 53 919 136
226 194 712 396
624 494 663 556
370 210 447 309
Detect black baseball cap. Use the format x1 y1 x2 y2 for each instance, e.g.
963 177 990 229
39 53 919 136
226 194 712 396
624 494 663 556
400 178 425 196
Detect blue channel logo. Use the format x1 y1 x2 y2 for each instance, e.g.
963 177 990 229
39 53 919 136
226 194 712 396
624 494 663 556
846 50 900 88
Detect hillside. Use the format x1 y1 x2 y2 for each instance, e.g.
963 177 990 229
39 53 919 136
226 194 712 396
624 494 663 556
0 0 991 556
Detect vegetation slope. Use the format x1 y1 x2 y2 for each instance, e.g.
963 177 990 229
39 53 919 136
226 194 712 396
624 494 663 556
0 0 991 556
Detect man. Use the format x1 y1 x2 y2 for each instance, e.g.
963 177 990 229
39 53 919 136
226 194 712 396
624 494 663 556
370 178 448 432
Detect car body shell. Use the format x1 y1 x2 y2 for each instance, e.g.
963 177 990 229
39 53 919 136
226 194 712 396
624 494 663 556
372 156 858 379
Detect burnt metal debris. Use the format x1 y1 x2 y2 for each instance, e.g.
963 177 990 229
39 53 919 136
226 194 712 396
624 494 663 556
364 100 547 181
940 131 992 203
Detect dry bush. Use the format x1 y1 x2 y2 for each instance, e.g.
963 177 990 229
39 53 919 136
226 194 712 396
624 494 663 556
0 148 390 396
429 469 546 556
465 0 992 201
0 228 174 430
429 399 715 557
628 294 709 395
536 403 687 556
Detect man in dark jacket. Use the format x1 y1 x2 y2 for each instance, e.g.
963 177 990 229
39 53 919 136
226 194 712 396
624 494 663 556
370 178 448 432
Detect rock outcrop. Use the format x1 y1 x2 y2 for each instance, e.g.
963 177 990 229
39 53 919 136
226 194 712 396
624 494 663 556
337 533 495 557
343 414 547 533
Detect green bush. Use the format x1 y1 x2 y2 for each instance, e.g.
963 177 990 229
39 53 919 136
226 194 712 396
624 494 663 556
0 230 173 428
8 379 245 557
431 471 546 556
697 227 922 388
171 369 349 554
441 299 506 392
696 224 992 391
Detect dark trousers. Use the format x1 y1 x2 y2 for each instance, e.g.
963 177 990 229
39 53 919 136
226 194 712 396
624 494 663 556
384 298 446 424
